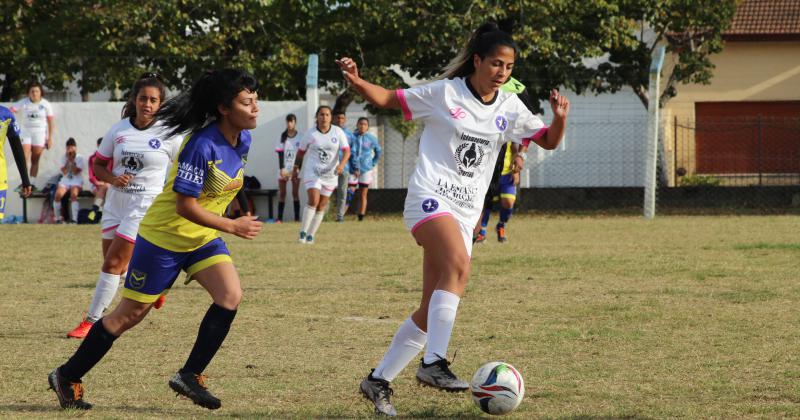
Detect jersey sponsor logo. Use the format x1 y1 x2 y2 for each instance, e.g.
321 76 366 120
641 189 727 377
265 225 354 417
148 138 161 149
122 183 146 193
176 162 205 185
129 269 147 290
495 115 508 131
121 151 145 174
421 198 439 213
115 136 126 144
318 149 331 164
449 107 467 120
435 179 477 209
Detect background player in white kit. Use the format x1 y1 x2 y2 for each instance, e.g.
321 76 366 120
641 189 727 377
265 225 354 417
67 73 182 339
337 22 570 416
10 81 55 189
53 138 85 223
275 113 301 223
292 106 350 244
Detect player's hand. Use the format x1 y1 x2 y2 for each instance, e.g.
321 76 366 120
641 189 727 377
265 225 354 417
231 215 262 239
335 164 344 176
354 171 360 179
549 89 570 120
280 168 290 180
112 174 134 188
46 138 52 150
336 57 360 85
21 185 32 198
513 172 520 186
292 165 300 178
511 155 524 173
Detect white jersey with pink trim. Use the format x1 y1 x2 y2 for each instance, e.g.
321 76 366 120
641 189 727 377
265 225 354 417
275 133 300 177
11 98 53 133
98 118 182 195
299 125 350 185
397 77 546 225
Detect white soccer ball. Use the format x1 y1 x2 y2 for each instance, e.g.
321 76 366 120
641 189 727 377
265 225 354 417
470 361 525 415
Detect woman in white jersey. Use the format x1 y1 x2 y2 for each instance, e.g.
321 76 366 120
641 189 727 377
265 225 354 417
66 73 182 339
274 113 301 222
292 105 350 244
338 23 570 416
11 81 55 188
53 137 86 223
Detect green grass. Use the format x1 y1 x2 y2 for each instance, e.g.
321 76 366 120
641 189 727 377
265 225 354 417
1 214 799 418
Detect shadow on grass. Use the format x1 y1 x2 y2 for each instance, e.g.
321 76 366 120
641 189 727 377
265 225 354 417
553 415 655 420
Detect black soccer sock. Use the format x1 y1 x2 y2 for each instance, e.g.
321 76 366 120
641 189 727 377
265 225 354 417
293 200 300 221
277 201 285 221
358 213 364 221
181 303 237 375
60 319 118 381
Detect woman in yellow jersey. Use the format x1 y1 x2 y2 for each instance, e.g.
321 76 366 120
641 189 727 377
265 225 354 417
49 69 263 411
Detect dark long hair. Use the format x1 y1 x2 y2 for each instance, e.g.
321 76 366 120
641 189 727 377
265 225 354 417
121 73 167 119
156 69 258 138
441 22 518 79
281 113 297 143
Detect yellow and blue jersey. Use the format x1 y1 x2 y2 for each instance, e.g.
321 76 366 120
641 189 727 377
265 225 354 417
138 122 251 252
0 106 22 218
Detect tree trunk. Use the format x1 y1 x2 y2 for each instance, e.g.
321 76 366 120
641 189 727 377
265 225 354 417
1 73 16 102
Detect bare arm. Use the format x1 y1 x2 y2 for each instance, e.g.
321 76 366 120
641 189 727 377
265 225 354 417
336 148 351 175
46 116 54 150
292 149 306 178
94 156 133 188
530 90 570 150
176 193 261 240
336 57 400 109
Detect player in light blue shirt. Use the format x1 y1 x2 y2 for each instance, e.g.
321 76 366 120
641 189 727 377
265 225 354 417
348 117 382 221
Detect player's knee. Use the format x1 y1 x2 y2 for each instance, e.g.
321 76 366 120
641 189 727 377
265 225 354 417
215 287 242 310
101 257 126 274
447 253 471 283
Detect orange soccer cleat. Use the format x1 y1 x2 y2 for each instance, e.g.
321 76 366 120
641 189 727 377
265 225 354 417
153 294 166 309
66 320 94 339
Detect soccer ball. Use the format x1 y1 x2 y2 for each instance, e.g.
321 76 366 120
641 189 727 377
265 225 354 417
470 362 525 415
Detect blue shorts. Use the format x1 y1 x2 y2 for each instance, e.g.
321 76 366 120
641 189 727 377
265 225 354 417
122 236 232 304
496 174 516 200
0 189 6 219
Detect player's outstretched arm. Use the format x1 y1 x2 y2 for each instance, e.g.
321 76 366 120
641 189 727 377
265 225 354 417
336 57 400 110
176 193 262 240
538 89 570 150
8 129 31 197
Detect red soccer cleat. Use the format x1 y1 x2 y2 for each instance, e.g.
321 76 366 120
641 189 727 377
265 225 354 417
66 320 94 339
153 294 166 309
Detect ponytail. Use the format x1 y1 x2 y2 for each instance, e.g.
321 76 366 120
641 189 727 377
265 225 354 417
156 69 258 138
440 22 518 80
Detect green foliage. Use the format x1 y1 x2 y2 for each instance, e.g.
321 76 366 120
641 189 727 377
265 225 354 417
1 0 738 108
388 114 418 141
680 174 722 186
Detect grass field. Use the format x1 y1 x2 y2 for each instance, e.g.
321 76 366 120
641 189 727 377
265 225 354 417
1 214 799 419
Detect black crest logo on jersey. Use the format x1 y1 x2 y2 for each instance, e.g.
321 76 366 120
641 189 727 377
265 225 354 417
148 138 161 149
122 155 144 173
129 270 147 290
454 142 485 178
318 149 330 164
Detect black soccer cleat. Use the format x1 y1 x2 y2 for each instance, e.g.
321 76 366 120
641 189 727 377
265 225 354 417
360 370 397 416
48 368 92 410
416 357 469 392
168 371 221 410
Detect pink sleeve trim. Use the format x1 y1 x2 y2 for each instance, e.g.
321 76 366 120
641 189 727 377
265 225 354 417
340 146 350 151
411 212 453 234
275 147 284 152
47 116 55 120
9 107 17 113
96 151 112 160
396 89 412 121
116 232 136 244
522 126 549 147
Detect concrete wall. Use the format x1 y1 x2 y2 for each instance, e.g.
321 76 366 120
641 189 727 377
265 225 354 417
2 101 308 219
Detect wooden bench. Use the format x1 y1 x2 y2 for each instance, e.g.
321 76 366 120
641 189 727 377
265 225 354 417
20 188 278 223
21 189 94 223
242 189 277 220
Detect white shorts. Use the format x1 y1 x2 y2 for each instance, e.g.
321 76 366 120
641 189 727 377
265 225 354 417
58 175 83 189
101 189 156 243
21 131 47 147
304 177 337 197
403 190 475 256
348 169 375 187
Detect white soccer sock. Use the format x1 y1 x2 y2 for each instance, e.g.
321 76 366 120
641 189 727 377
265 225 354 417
86 271 121 322
300 205 316 234
71 201 80 221
307 207 326 237
53 201 62 220
373 317 428 382
423 289 461 364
